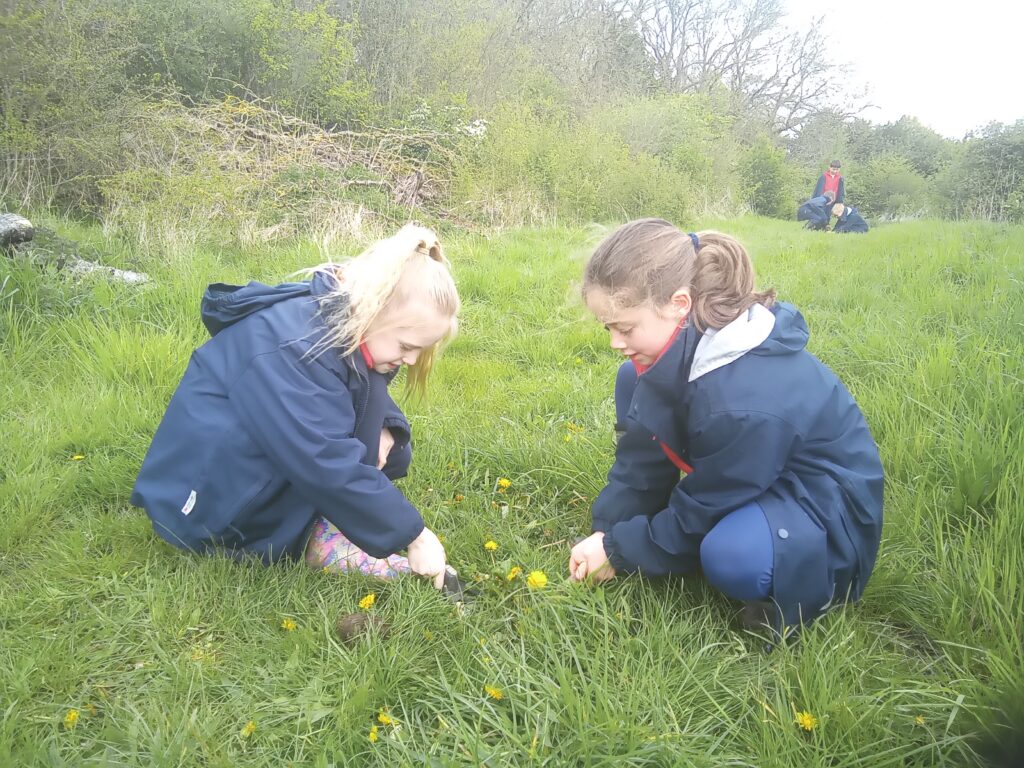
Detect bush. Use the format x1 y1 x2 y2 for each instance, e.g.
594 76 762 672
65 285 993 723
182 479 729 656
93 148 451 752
451 103 694 227
738 138 798 218
855 155 930 218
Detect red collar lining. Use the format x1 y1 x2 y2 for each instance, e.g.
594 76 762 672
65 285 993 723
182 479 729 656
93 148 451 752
358 342 375 368
632 323 685 376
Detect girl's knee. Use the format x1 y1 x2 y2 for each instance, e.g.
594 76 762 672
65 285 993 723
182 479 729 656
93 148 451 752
700 503 774 601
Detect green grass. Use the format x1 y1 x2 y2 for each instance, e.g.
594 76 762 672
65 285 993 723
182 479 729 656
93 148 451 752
1 217 1022 766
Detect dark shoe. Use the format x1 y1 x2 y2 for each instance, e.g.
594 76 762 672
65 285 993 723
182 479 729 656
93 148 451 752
742 599 781 633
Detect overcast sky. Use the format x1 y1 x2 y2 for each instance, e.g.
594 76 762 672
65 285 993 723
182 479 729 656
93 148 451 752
782 0 1024 138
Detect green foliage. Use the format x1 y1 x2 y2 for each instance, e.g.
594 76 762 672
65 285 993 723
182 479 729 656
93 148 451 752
2 218 1023 765
854 155 931 218
452 104 694 226
935 122 1024 222
2 0 1022 224
739 138 798 218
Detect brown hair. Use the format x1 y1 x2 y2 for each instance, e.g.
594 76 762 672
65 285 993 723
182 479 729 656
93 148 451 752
582 218 776 332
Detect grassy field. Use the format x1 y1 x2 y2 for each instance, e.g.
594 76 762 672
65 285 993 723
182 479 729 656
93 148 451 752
1 216 1022 766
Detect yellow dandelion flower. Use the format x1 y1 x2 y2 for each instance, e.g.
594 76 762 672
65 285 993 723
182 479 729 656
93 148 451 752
280 617 297 631
63 708 79 729
484 540 498 551
497 477 511 490
526 570 548 589
564 434 572 442
484 685 504 700
358 593 376 610
71 454 85 461
914 715 925 726
377 708 396 726
424 630 434 641
454 494 465 502
794 711 818 732
574 357 583 365
438 534 446 543
368 724 379 743
507 566 523 581
240 720 256 738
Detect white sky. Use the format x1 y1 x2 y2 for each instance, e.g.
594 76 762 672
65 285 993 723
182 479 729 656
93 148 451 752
782 0 1024 138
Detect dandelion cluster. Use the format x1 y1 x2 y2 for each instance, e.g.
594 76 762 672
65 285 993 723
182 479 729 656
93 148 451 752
358 592 377 610
368 724 379 742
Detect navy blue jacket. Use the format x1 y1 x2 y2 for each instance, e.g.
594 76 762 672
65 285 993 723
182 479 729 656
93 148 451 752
592 303 884 627
797 195 831 230
813 173 845 204
130 273 424 563
833 206 869 233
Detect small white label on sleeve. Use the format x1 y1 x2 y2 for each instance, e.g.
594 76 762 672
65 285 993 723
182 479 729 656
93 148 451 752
181 490 197 516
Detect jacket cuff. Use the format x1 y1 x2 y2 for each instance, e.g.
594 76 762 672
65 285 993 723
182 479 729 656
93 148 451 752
603 527 637 574
382 417 411 447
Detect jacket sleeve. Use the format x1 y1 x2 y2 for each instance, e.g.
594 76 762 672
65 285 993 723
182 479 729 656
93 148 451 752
591 419 680 533
836 177 845 204
227 346 425 557
604 409 798 576
812 175 824 198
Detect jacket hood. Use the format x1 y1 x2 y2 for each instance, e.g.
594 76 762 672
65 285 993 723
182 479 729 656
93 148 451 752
201 271 338 336
689 301 808 382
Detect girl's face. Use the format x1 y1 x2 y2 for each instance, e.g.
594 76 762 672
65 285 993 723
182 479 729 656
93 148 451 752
363 297 452 374
586 287 690 368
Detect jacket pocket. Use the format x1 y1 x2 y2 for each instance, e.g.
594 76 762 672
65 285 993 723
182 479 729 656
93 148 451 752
184 428 276 542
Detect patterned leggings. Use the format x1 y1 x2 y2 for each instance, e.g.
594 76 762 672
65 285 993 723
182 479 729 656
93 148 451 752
305 517 412 578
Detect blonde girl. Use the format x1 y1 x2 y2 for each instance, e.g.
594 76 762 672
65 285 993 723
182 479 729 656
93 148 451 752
132 224 459 588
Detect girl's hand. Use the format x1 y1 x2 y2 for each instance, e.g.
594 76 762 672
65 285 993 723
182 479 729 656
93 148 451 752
569 532 616 584
377 427 395 470
407 527 447 589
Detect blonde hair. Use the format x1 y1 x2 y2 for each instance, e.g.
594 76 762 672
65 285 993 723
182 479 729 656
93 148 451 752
312 223 460 397
582 218 776 333
831 203 846 217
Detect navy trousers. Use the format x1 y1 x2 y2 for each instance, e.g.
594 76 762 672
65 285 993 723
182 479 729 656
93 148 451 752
614 361 774 601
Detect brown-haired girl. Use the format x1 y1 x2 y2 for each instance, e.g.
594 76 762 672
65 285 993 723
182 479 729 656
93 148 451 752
570 218 883 633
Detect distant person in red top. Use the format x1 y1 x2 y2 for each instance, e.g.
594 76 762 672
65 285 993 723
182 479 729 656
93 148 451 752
812 160 845 214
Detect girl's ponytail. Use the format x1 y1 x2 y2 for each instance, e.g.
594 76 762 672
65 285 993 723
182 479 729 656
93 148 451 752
690 232 775 332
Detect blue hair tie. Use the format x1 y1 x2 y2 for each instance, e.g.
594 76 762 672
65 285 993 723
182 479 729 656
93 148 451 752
688 232 700 250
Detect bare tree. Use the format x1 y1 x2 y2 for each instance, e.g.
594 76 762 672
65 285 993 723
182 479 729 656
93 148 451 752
604 0 860 133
